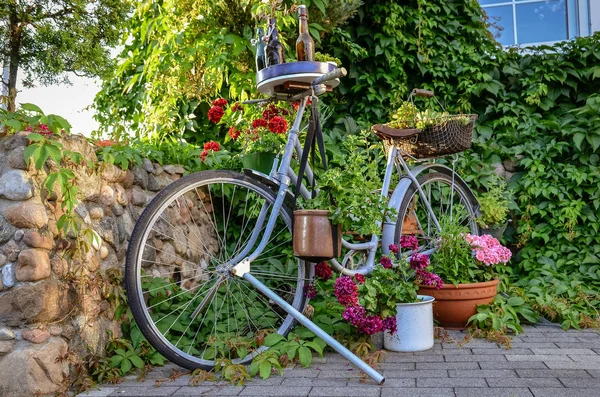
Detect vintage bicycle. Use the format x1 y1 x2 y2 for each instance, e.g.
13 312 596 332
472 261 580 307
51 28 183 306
124 62 479 384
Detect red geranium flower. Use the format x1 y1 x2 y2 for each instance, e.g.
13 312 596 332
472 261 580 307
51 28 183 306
268 116 288 134
96 139 115 147
208 106 225 123
251 118 268 129
203 141 221 152
212 98 228 107
262 105 280 121
228 126 240 140
231 102 243 112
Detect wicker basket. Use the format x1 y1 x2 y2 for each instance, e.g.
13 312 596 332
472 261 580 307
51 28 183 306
385 114 477 159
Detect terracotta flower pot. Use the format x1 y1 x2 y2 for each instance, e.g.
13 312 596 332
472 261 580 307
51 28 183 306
417 279 499 329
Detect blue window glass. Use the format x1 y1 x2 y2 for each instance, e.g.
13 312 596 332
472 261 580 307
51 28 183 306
516 0 568 44
484 5 515 46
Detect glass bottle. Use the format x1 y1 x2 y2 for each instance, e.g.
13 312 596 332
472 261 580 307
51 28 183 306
255 27 266 71
296 5 314 61
266 17 285 67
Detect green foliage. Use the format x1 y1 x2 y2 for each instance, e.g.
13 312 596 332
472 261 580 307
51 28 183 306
1 103 72 134
1 0 131 109
468 294 539 335
263 329 326 369
362 265 419 318
477 174 510 229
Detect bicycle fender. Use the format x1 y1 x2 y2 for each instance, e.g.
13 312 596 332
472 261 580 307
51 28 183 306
242 169 296 208
381 163 480 254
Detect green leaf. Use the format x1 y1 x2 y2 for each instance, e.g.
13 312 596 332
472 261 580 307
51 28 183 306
121 358 132 374
507 297 525 306
35 145 48 170
23 144 39 166
573 133 586 150
4 119 22 130
26 133 45 142
298 346 312 368
263 333 285 346
20 103 44 114
259 361 271 380
129 355 144 369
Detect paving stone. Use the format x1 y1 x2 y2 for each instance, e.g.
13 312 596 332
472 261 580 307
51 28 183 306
444 354 508 362
442 341 497 348
381 389 453 397
317 370 363 378
239 386 311 396
556 342 600 349
172 386 243 396
107 387 180 396
558 377 600 387
449 369 517 378
510 342 558 349
506 355 573 362
568 355 600 362
78 388 118 397
586 369 600 378
379 378 415 387
517 336 581 343
282 378 348 387
471 348 533 355
485 378 563 387
380 362 415 370
382 369 448 378
532 348 596 355
283 369 322 378
417 378 487 387
479 361 548 369
544 361 600 370
530 388 600 397
454 388 533 397
384 355 444 362
516 369 591 378
417 362 480 370
309 386 381 396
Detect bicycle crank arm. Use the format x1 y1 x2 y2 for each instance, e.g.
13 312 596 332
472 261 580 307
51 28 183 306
190 275 226 321
231 261 385 385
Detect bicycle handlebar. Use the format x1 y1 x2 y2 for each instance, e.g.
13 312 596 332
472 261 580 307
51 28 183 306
312 67 347 86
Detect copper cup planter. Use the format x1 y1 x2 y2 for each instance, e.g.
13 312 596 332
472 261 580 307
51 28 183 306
293 209 341 262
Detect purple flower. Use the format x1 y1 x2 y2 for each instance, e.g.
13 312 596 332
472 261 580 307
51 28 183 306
400 235 419 251
388 244 399 254
409 253 429 270
382 316 397 335
416 269 444 289
334 276 359 306
303 283 317 298
342 305 366 327
357 315 384 335
380 256 393 269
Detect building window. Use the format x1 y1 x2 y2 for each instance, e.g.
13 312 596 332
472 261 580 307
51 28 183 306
480 0 591 46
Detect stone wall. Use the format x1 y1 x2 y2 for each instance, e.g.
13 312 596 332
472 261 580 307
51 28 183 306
0 133 191 396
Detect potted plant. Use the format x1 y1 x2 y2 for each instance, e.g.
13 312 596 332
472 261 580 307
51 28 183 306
476 174 510 239
206 98 295 174
419 218 512 329
332 238 443 352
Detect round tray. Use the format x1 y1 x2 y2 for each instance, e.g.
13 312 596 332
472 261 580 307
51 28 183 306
256 61 340 97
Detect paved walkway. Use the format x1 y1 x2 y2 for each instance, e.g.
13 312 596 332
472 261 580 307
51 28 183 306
79 325 600 397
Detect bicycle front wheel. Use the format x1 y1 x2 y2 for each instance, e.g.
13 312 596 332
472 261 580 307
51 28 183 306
394 171 478 251
125 170 308 370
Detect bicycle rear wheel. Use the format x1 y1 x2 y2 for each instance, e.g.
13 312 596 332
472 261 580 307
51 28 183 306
125 170 308 370
394 171 478 252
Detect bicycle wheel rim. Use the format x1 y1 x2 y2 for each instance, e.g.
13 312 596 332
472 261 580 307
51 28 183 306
394 172 478 253
126 170 307 369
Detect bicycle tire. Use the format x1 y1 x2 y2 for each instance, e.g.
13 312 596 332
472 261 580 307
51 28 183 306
126 170 308 370
394 171 478 250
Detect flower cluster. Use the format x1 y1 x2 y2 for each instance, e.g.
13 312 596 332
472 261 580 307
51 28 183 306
415 269 444 288
400 235 419 251
315 261 332 281
333 276 359 306
200 140 220 161
25 123 53 137
96 139 116 148
465 234 512 266
303 283 317 299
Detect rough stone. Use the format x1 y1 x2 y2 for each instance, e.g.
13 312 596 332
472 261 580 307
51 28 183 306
492 162 506 178
114 184 128 205
87 256 100 272
0 275 2 290
89 205 104 220
2 133 28 151
99 245 109 259
16 248 51 282
0 169 34 200
0 340 14 355
132 165 148 189
122 170 135 189
4 202 48 229
99 184 115 206
111 204 124 216
0 254 7 267
154 174 172 190
48 326 62 336
23 230 54 250
0 215 16 243
1 263 16 288
101 163 127 183
131 186 148 206
0 328 15 341
96 216 117 247
0 280 75 326
147 174 161 191
142 158 154 173
7 146 28 170
503 158 518 172
0 337 69 396
163 164 185 175
153 163 163 175
13 229 24 242
21 328 51 344
50 255 68 277
75 203 91 224
3 240 19 261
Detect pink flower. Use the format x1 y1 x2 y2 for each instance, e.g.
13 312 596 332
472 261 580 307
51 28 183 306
357 315 384 335
400 235 419 251
342 305 366 327
416 269 444 289
354 274 365 284
409 253 429 270
303 284 317 299
389 244 399 254
465 234 512 266
382 316 397 335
